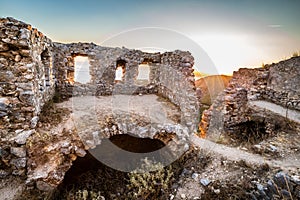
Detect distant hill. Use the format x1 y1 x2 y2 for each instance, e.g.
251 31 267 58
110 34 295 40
195 75 232 105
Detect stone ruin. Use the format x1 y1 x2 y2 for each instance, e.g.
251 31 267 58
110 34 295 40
1 17 300 194
0 17 200 190
200 56 300 141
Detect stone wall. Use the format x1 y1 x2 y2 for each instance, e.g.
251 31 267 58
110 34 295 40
200 56 300 139
53 43 161 97
52 43 197 98
265 57 300 110
0 18 55 131
0 17 55 176
159 51 199 131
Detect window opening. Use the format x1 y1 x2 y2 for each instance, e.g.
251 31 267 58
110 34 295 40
74 56 90 84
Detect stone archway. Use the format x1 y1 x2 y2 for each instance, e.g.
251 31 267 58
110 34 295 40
59 134 167 185
49 133 184 199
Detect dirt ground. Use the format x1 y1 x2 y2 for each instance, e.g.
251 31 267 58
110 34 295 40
1 138 299 200
171 144 299 200
0 177 25 200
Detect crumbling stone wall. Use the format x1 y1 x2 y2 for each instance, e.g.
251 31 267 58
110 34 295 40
265 57 300 111
53 43 195 97
160 51 199 131
199 67 266 138
200 56 300 139
53 43 162 97
0 18 55 130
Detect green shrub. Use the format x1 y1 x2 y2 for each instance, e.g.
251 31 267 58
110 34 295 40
66 189 104 200
127 158 174 200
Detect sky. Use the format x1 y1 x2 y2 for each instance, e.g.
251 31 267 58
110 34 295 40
1 0 300 74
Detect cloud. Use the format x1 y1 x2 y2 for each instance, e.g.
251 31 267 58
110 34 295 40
268 24 282 28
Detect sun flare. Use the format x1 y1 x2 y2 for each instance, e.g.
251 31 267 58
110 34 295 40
191 34 264 74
